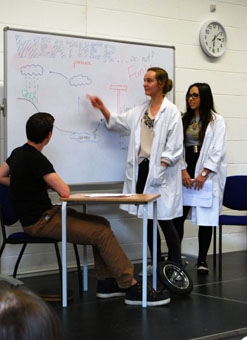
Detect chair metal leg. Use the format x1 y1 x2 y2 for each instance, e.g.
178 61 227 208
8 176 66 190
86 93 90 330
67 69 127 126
246 226 247 253
219 224 222 278
0 243 6 257
53 241 62 293
83 245 88 291
73 244 83 294
13 244 27 277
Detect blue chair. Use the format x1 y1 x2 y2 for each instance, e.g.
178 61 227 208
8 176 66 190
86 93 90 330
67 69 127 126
0 184 83 294
216 176 247 276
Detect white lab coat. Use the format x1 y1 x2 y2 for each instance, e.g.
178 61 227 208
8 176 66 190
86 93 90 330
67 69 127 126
182 113 227 226
106 97 183 220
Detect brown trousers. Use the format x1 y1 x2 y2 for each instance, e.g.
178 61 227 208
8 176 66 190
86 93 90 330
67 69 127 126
24 206 134 289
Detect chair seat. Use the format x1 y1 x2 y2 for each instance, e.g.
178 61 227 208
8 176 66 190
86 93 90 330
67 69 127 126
7 232 59 244
219 215 247 226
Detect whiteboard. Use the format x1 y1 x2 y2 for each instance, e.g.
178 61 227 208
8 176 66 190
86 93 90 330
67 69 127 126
3 27 175 185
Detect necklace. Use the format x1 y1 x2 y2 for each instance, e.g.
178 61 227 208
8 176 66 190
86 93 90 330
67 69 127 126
189 116 201 139
143 110 155 128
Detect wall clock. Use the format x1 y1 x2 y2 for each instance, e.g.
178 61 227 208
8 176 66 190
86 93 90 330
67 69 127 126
199 20 227 58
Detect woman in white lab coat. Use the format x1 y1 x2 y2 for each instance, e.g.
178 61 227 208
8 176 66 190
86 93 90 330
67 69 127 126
88 67 183 267
173 83 227 274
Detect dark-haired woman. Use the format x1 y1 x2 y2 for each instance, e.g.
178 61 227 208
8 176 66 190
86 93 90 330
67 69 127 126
173 83 227 274
88 67 183 269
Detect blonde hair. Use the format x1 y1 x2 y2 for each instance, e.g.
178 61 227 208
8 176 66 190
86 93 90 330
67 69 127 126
148 67 173 95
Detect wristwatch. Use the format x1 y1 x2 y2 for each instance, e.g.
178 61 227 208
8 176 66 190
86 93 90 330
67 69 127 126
201 171 208 177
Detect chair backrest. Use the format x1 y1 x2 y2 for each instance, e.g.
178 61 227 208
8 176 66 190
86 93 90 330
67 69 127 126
0 185 19 226
223 176 247 211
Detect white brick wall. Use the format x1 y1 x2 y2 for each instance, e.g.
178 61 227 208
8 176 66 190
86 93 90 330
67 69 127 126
0 0 246 276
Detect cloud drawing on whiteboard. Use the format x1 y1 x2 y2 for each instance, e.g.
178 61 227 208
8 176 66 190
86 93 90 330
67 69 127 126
21 64 44 76
70 75 92 86
49 71 92 86
69 131 98 143
19 65 44 106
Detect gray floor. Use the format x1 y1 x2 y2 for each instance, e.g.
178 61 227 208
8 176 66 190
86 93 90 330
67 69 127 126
21 251 247 340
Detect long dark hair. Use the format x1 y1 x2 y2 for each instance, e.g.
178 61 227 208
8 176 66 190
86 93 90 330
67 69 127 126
183 83 216 144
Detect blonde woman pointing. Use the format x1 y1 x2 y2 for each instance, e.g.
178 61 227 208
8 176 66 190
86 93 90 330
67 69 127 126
88 67 183 272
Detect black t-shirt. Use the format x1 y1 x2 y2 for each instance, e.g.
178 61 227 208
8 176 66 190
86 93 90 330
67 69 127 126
6 143 55 226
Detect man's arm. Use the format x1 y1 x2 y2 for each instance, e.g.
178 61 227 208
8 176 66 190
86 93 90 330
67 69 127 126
0 162 10 186
0 161 70 197
43 172 70 198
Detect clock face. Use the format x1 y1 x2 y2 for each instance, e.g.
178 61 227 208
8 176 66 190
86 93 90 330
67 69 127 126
199 21 227 57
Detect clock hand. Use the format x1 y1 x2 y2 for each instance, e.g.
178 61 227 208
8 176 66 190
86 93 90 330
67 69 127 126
212 35 217 42
212 32 221 42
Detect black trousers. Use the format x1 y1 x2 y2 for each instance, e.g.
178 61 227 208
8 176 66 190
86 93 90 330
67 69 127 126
136 159 181 264
172 147 212 263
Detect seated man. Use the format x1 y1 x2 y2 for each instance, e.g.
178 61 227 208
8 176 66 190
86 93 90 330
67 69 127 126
0 112 170 307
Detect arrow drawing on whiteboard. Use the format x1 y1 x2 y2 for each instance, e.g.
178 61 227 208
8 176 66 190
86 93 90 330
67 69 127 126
49 71 92 86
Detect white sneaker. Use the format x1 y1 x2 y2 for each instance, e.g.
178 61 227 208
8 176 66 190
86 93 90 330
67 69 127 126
138 264 153 277
197 261 209 274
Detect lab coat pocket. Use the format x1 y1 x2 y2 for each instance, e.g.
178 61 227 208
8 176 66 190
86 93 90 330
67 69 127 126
125 159 134 180
150 165 167 187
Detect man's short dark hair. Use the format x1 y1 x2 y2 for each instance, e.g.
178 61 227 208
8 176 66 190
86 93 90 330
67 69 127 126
26 112 55 143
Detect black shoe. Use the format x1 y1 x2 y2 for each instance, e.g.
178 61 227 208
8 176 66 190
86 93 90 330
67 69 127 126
96 279 126 299
197 261 209 275
125 281 170 306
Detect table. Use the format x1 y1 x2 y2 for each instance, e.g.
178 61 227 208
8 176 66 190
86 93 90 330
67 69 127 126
60 193 160 308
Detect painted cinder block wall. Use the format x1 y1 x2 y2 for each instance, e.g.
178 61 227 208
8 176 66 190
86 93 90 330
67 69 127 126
0 0 246 276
